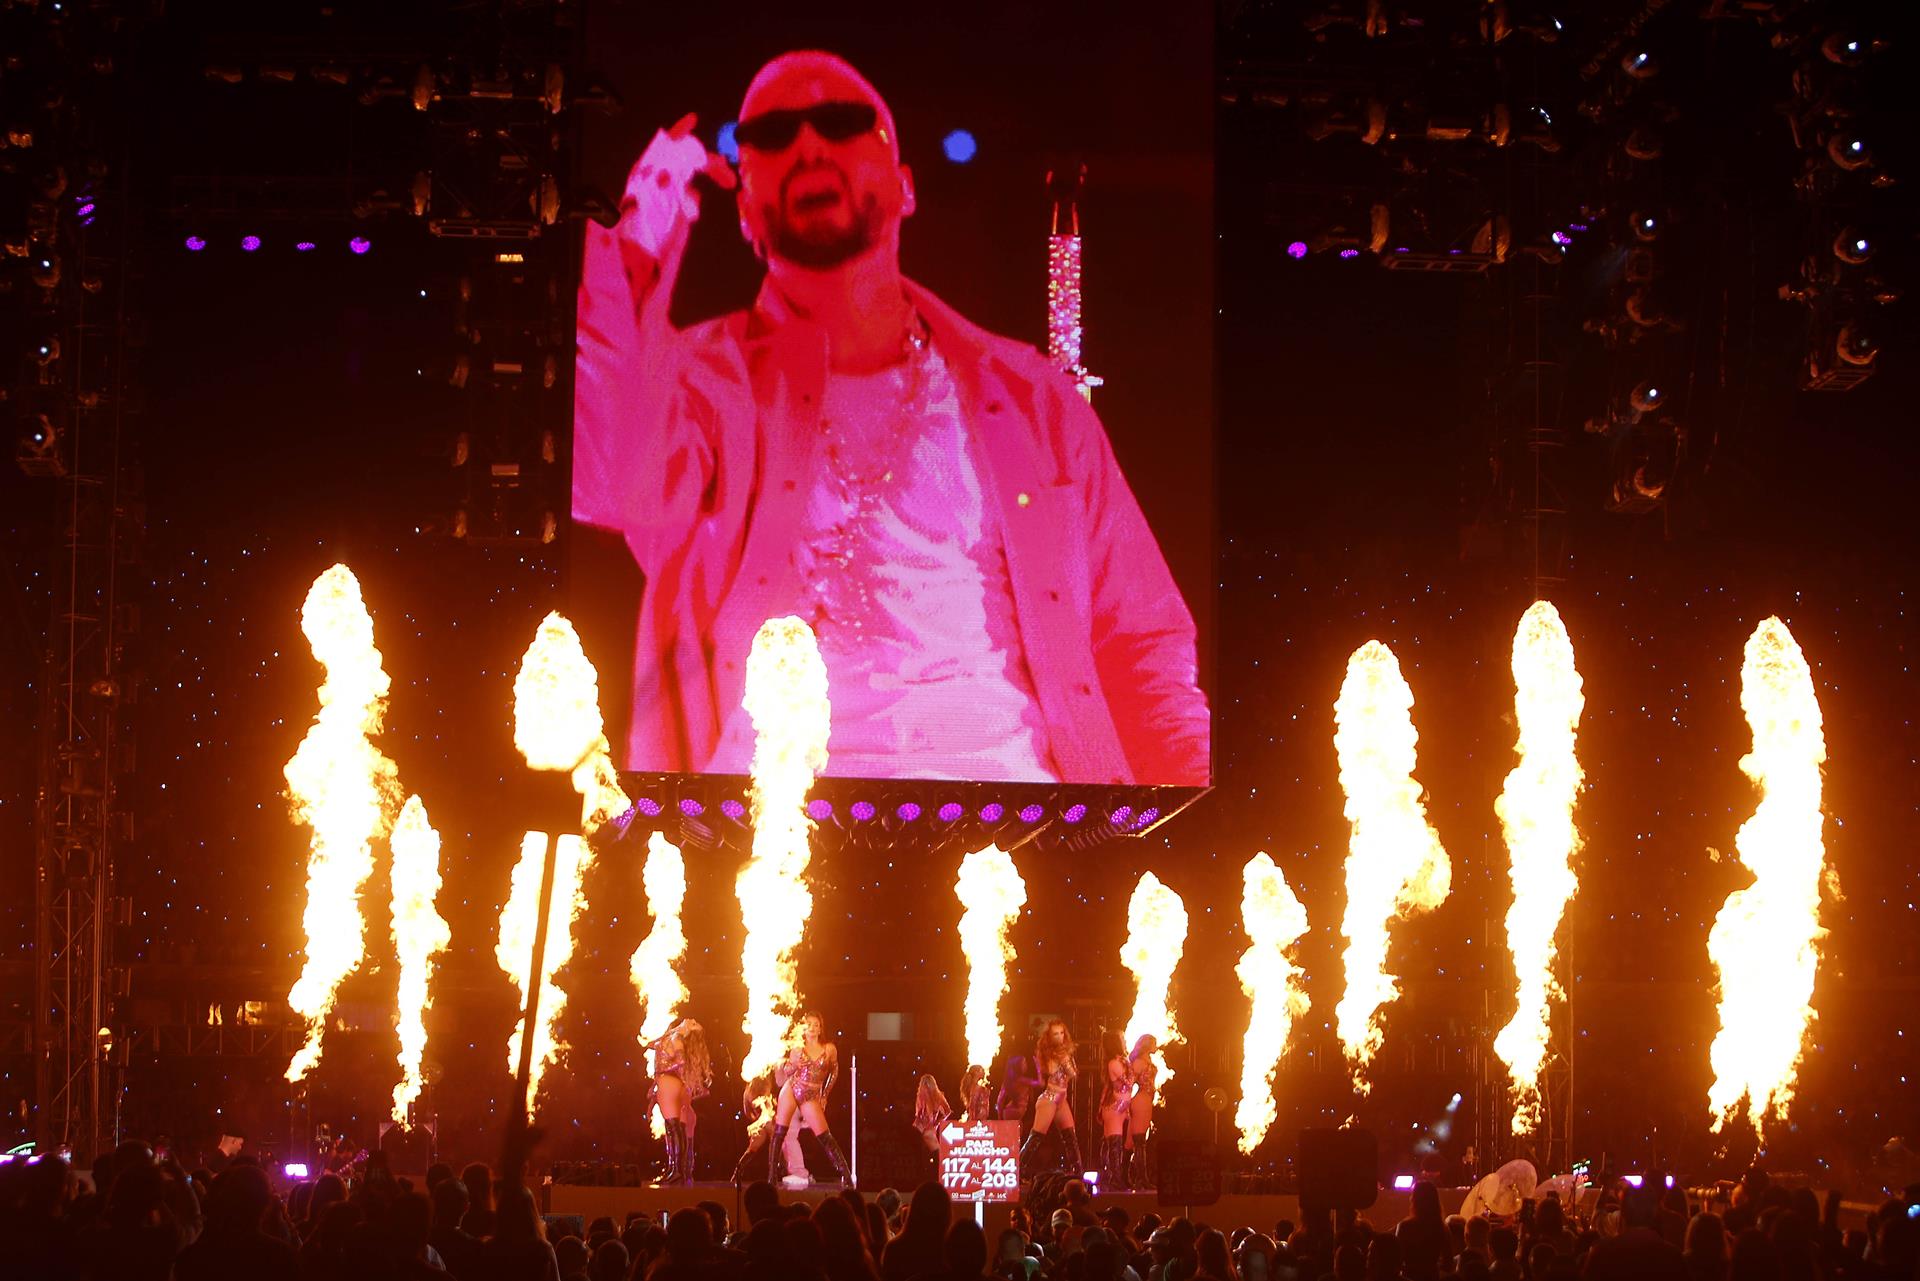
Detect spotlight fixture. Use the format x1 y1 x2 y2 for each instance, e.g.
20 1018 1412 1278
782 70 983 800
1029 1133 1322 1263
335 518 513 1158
1835 323 1877 367
1622 50 1657 79
1833 228 1873 264
1827 134 1872 171
1820 32 1867 67
16 414 66 477
184 235 207 252
1631 211 1660 241
1630 380 1665 413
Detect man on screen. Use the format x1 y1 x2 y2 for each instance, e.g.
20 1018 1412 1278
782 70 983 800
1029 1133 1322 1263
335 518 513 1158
574 51 1207 784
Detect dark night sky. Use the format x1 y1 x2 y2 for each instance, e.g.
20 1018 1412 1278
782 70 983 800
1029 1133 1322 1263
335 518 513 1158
1 0 1915 1184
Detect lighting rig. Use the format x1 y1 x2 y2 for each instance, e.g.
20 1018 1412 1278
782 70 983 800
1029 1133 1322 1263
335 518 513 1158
5 0 143 1159
1771 10 1896 390
175 4 600 545
1569 27 1691 519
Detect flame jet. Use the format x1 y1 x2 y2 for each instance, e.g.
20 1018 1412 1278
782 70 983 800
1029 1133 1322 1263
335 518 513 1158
736 619 832 1088
389 794 450 1124
497 830 590 1111
1332 640 1451 1093
499 611 622 1115
283 565 403 1084
1233 853 1311 1154
956 845 1029 1078
1491 602 1586 1135
1707 617 1829 1142
1121 872 1190 1101
631 831 689 1136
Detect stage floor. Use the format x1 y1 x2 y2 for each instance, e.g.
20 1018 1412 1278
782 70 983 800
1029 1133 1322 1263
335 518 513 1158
547 1182 1441 1237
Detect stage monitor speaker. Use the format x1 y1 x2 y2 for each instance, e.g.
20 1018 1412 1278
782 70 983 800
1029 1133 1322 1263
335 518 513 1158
1297 1127 1379 1210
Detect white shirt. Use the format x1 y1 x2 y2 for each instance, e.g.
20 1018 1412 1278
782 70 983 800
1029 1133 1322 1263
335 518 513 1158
787 341 1057 781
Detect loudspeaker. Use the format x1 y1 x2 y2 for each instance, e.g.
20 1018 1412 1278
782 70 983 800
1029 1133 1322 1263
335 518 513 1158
1297 1127 1379 1210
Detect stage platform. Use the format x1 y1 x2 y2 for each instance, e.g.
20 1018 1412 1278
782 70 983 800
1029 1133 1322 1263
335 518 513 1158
547 1182 1451 1237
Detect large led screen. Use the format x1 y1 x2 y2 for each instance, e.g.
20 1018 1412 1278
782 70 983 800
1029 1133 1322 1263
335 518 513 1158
570 2 1213 785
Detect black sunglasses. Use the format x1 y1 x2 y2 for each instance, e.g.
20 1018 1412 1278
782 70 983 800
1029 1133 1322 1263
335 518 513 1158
735 101 879 153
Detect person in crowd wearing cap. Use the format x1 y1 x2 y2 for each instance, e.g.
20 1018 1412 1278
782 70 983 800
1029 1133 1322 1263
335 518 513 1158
575 50 1208 787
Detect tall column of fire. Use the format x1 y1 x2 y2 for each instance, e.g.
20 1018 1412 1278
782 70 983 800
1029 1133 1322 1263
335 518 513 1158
1332 640 1451 1093
956 845 1028 1085
1233 853 1311 1154
283 565 403 1084
1121 872 1190 1099
389 795 450 1125
1492 602 1586 1134
1706 617 1831 1141
632 830 689 1136
736 619 832 1092
498 612 628 1113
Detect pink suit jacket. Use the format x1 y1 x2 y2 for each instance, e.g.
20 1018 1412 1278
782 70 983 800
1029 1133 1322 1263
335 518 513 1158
573 208 1209 786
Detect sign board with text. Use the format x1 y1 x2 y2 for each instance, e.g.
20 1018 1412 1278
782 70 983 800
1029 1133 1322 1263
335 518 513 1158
937 1120 1021 1203
1157 1139 1223 1207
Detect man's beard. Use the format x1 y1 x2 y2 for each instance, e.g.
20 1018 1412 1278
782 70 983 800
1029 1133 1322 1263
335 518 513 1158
765 188 883 270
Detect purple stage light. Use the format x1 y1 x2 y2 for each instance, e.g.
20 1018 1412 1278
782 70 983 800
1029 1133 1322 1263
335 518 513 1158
720 799 747 820
1018 804 1045 823
896 802 922 822
240 235 262 252
185 235 207 252
850 800 876 821
1286 240 1308 259
936 802 964 822
1132 807 1160 829
1108 806 1133 827
349 236 371 255
635 797 663 817
806 798 833 821
295 240 317 252
1339 248 1361 259
979 803 1005 823
1568 223 1589 232
1551 230 1573 246
677 798 705 817
1063 803 1088 824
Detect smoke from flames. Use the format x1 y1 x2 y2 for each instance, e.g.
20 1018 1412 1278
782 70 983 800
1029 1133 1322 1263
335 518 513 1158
1706 617 1830 1142
956 845 1028 1075
389 794 450 1125
283 564 402 1084
1233 853 1311 1154
737 618 831 1086
1121 871 1190 1100
1332 640 1451 1093
1492 602 1585 1135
